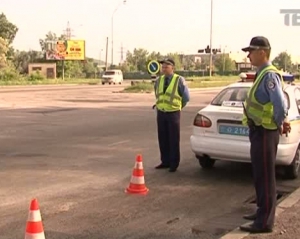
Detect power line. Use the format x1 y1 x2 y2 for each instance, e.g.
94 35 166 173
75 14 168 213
63 21 75 40
118 43 126 64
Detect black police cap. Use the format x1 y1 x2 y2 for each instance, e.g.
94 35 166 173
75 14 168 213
158 58 175 66
242 36 271 52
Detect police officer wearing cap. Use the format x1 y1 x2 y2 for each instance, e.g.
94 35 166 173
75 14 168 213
153 58 190 172
240 36 291 233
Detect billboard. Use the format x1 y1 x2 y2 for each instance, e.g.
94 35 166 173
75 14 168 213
45 40 85 60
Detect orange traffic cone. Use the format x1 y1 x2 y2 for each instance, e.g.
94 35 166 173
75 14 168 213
25 198 45 239
126 154 149 195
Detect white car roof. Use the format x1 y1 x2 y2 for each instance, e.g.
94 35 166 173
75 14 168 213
226 82 253 88
226 82 297 90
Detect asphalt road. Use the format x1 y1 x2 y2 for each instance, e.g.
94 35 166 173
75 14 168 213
0 84 299 239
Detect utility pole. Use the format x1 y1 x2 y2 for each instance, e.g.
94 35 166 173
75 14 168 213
198 45 220 76
99 49 103 66
111 0 126 67
120 43 124 64
222 45 227 74
118 43 126 65
209 0 213 77
61 21 74 80
105 37 109 71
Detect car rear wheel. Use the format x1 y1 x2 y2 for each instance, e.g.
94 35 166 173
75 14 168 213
196 155 215 169
102 82 105 85
284 144 300 179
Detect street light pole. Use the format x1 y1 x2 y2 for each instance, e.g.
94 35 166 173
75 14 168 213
209 0 213 77
222 45 227 73
99 49 103 66
111 0 126 68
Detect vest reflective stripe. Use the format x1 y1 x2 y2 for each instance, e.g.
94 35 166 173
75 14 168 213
156 74 182 111
242 65 284 129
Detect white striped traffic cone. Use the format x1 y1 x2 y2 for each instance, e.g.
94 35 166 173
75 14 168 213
126 154 149 195
25 198 45 239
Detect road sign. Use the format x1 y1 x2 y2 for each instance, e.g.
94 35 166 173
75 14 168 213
147 60 160 74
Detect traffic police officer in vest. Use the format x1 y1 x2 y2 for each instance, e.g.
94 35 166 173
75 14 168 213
153 58 190 172
240 36 291 233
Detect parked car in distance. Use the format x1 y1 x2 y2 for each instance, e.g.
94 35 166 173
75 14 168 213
101 70 123 85
190 75 300 179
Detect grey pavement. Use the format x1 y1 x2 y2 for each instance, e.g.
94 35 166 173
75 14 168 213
240 188 300 239
0 84 299 239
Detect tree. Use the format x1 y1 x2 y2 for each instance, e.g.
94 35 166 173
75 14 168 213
0 13 18 45
12 50 44 74
272 51 292 72
147 51 163 62
0 13 18 61
214 54 236 72
125 48 149 71
119 61 130 72
182 55 197 70
0 37 8 68
124 49 187 72
165 53 182 70
82 58 97 78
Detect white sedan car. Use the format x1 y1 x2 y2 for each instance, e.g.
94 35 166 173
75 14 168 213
190 81 300 179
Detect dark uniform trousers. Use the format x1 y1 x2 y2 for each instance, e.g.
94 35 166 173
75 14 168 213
249 125 279 229
157 109 180 169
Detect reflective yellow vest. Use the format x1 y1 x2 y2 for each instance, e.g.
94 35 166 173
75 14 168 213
242 65 284 130
156 74 182 112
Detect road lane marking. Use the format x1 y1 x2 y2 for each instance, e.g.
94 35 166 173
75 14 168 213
107 140 131 147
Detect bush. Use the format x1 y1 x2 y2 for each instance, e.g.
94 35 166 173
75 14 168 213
26 71 45 81
0 67 20 81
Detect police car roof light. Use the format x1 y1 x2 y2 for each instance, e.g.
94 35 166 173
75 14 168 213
244 72 294 82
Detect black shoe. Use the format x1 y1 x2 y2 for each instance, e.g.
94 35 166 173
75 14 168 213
169 168 177 172
155 164 169 169
243 213 257 221
240 222 272 233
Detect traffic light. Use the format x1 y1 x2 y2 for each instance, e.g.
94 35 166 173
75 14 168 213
212 48 221 54
205 45 211 53
198 45 222 54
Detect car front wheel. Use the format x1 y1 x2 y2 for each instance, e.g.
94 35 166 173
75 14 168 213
196 155 215 169
284 144 300 179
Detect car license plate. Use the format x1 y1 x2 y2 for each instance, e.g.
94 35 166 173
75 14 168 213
218 125 249 136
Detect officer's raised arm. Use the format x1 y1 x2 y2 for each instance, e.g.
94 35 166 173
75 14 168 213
264 72 286 128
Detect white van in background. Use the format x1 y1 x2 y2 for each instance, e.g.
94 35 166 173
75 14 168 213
101 70 123 85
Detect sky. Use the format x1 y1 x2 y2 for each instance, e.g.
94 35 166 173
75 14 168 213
1 0 300 63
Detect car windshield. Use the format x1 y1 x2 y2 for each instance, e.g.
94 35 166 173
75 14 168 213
211 87 250 106
104 71 115 75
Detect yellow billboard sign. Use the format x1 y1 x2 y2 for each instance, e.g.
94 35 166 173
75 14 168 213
46 40 85 60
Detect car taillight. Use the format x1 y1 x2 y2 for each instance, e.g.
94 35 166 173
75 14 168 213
193 114 212 127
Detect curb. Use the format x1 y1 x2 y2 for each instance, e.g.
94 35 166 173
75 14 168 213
219 186 300 239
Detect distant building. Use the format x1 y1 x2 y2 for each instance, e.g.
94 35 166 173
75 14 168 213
235 62 255 71
28 63 56 79
184 51 256 72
